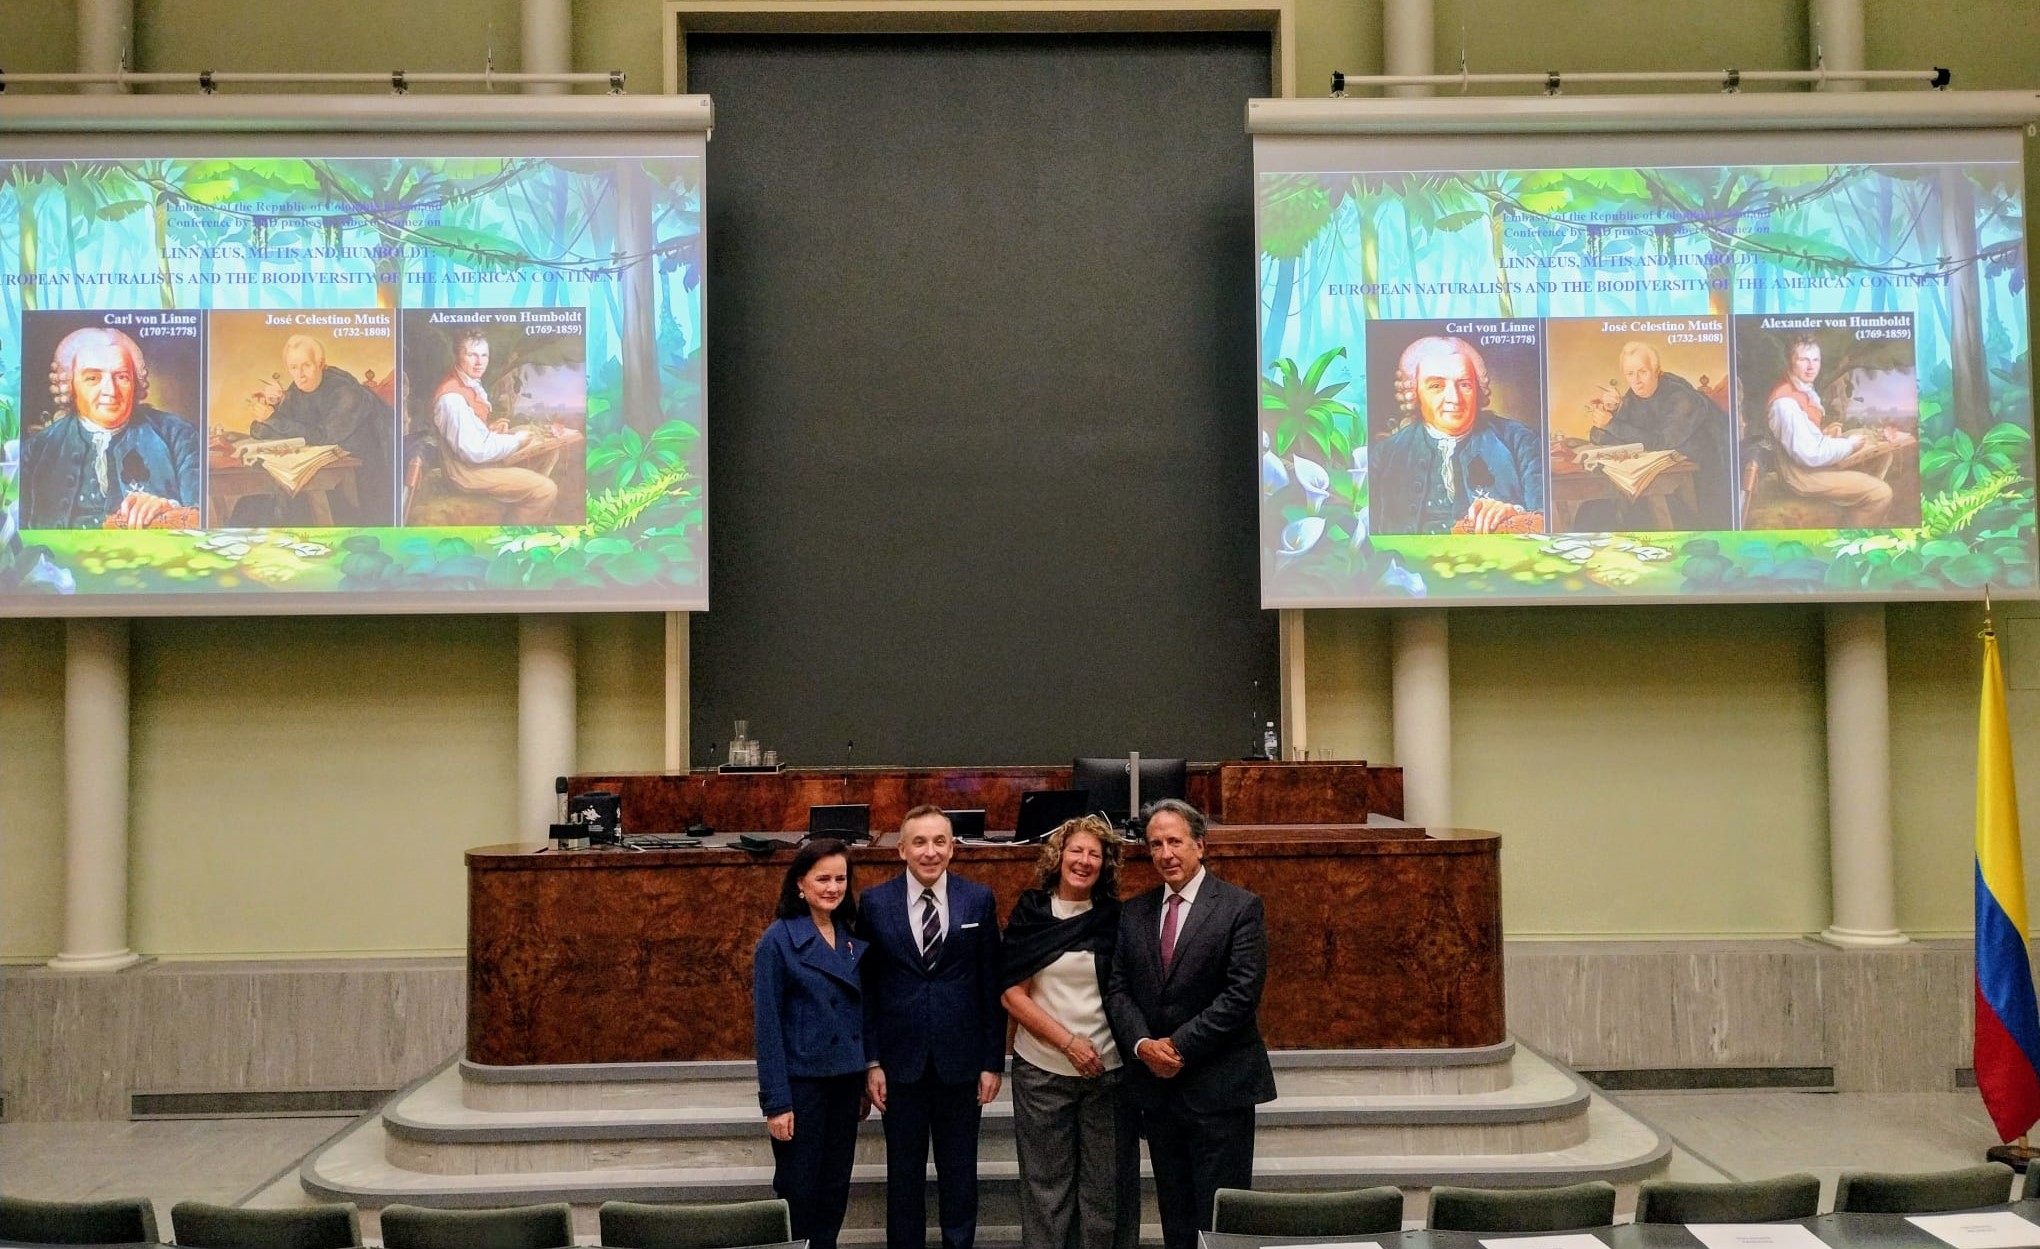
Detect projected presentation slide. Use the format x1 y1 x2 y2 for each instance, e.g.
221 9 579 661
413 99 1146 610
0 151 704 612
1255 131 2033 605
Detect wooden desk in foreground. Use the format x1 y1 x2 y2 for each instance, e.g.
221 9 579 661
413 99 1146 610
470 763 1502 1066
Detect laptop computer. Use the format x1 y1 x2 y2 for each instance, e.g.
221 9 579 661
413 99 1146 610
944 808 988 841
807 803 871 842
1013 789 1092 842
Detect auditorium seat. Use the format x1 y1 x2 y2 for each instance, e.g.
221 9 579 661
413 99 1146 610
1427 1181 1618 1232
597 1198 793 1248
170 1199 362 1248
1636 1175 1822 1223
378 1202 574 1249
1833 1164 2016 1214
0 1194 158 1244
1212 1186 1404 1236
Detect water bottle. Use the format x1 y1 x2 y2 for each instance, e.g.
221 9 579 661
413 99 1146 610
1262 721 1279 761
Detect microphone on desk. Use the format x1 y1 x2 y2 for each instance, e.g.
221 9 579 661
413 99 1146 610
554 775 568 824
842 740 854 799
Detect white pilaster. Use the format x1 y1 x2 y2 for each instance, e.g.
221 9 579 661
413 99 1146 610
1391 608 1451 829
518 615 578 839
1819 603 1908 946
49 618 141 971
521 0 572 95
1277 608 1309 760
664 612 691 772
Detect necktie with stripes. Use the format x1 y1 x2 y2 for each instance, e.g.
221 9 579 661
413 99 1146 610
920 887 943 968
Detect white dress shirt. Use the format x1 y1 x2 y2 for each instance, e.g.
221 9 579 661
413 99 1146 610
1424 424 1464 498
907 871 951 957
1768 380 1857 469
1135 867 1209 1061
434 375 528 465
1157 866 1208 940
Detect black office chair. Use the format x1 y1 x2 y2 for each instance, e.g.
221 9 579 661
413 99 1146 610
0 1194 159 1244
1212 1186 1404 1236
1833 1164 2015 1214
378 1202 574 1249
598 1198 793 1248
171 1200 362 1248
1428 1181 1618 1232
1636 1175 1822 1224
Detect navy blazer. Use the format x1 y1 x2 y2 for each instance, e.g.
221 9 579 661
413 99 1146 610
753 915 869 1116
858 872 1006 1084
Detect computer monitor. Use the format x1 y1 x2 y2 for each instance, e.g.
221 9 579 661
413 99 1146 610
943 809 987 840
807 803 871 842
1071 756 1188 827
1014 789 1092 841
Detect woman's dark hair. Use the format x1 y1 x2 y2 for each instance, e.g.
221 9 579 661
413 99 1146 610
776 837 859 925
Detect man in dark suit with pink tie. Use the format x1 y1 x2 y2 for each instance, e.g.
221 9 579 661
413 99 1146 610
1106 798 1277 1249
860 806 1006 1249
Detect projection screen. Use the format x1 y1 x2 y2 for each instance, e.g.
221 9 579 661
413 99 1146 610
0 96 708 615
1251 95 2037 607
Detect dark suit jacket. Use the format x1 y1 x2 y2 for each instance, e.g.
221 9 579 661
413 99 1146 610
1106 872 1278 1114
752 915 869 1116
20 406 202 529
859 872 1006 1085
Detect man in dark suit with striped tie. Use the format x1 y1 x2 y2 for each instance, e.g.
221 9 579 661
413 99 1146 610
860 806 1006 1249
1106 798 1277 1249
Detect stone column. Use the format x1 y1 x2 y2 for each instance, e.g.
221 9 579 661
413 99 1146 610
1819 603 1907 946
1810 0 1866 91
1382 0 1435 98
521 0 572 95
1391 609 1452 829
50 619 142 971
518 615 577 838
75 0 132 93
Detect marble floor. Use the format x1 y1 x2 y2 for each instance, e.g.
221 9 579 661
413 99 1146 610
1616 1090 2022 1206
0 1092 2017 1235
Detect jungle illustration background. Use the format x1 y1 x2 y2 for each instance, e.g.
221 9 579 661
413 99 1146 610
1257 157 2034 604
0 152 705 609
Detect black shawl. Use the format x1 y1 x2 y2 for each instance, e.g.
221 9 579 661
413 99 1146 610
1001 887 1120 990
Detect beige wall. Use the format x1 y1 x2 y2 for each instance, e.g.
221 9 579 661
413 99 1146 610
3 0 2040 958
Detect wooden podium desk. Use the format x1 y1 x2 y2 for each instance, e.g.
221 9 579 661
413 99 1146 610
468 762 1503 1066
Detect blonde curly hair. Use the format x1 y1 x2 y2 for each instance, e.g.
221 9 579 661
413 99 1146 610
1032 814 1121 896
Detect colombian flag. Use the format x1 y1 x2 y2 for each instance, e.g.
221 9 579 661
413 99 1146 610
1975 622 2040 1143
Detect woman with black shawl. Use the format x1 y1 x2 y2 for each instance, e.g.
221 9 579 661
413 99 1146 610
1000 815 1141 1249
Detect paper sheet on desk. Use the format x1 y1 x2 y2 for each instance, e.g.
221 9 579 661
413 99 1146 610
1906 1212 2040 1248
1479 1235 1606 1249
1687 1223 1832 1249
1280 1242 1380 1249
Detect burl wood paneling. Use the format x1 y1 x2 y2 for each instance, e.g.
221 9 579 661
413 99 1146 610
573 761 1403 834
1208 761 1405 824
467 824 1500 1065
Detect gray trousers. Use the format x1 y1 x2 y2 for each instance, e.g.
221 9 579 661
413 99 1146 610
1011 1057 1141 1249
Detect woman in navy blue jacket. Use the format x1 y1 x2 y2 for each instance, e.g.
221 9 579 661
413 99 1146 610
753 837 868 1249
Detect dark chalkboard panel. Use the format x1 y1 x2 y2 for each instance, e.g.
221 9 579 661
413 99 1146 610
689 32 1276 769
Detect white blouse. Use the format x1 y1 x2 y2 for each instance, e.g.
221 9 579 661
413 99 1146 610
1013 896 1123 1077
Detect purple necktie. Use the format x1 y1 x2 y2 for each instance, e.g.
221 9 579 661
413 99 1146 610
1160 892 1184 973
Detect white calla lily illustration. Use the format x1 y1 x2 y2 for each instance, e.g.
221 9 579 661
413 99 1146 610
1278 516 1326 556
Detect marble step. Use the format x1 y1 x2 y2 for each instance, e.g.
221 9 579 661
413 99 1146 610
302 1089 1666 1211
425 1048 1564 1138
460 1042 1518 1111
385 1051 1586 1174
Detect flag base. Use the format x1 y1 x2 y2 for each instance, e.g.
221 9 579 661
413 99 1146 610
1986 1142 2038 1172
